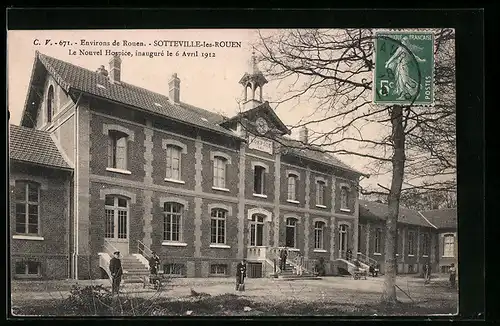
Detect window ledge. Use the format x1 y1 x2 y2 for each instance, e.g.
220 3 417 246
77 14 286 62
340 208 351 212
396 254 400 256
313 249 327 253
422 255 429 258
253 193 267 198
374 252 382 256
164 178 185 184
212 186 230 192
316 204 327 209
442 255 455 258
287 248 301 252
12 235 44 241
209 244 231 249
408 254 415 257
15 275 42 279
106 167 132 175
287 199 300 204
209 274 228 277
162 241 187 247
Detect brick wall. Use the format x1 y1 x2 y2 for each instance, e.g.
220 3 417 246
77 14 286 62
9 163 71 279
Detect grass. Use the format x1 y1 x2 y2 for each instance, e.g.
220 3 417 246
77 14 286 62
10 276 458 317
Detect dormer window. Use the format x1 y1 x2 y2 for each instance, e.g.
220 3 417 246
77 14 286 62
46 86 54 123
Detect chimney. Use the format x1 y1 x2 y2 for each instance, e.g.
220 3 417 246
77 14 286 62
299 126 309 144
109 55 122 84
96 65 108 76
169 73 181 104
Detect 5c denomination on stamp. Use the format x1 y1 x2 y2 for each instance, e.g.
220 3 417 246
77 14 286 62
373 30 435 106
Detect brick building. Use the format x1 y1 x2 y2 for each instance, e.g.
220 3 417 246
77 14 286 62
9 51 457 280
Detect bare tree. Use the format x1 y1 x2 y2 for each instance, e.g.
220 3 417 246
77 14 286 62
253 28 456 304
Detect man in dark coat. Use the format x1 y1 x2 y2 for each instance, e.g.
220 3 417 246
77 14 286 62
235 259 247 291
148 251 161 283
279 248 288 272
423 262 431 283
109 251 123 295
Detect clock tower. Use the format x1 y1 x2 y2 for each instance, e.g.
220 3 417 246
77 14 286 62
239 51 268 111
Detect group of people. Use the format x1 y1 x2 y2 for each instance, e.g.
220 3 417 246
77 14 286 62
278 247 306 276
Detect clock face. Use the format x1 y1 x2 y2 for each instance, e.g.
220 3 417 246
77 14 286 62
255 117 269 134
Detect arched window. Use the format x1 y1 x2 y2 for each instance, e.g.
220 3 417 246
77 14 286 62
340 186 349 210
46 86 54 123
164 202 183 242
166 145 182 181
287 174 298 201
108 130 129 170
211 208 227 244
314 221 325 249
14 181 40 235
213 157 227 188
285 217 298 248
104 195 129 240
249 214 265 246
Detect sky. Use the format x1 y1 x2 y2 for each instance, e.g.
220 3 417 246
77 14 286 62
8 29 393 191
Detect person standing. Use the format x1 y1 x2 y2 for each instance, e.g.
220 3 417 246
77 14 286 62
297 253 305 276
449 263 457 288
235 259 247 291
423 262 431 284
280 247 288 272
109 251 123 295
148 251 161 283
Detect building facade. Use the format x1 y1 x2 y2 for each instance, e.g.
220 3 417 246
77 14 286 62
9 51 457 280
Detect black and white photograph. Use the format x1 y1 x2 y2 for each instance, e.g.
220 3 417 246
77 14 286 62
7 25 462 317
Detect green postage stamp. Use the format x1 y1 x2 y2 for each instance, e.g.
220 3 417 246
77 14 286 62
373 30 435 106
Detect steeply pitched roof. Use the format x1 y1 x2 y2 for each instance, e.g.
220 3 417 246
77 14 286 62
32 52 240 139
281 137 367 177
24 52 363 176
359 200 436 228
9 124 72 170
420 208 457 230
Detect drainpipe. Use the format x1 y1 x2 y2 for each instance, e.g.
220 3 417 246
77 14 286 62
67 173 73 279
73 92 83 280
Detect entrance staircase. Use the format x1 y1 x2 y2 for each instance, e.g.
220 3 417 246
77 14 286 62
99 239 150 284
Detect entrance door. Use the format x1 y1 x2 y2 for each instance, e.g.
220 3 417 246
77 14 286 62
285 218 297 248
104 196 130 255
338 224 348 258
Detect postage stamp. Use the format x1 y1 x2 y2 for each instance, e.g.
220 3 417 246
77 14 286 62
373 30 435 106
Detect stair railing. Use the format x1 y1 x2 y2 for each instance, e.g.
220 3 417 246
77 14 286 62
137 240 153 260
356 252 378 267
103 238 119 256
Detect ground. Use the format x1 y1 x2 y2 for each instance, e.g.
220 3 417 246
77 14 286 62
10 274 458 316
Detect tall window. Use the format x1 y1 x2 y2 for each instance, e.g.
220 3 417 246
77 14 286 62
14 181 40 235
46 86 54 123
287 174 298 201
358 224 363 253
211 209 226 244
374 228 382 254
443 234 455 257
105 196 128 239
314 221 325 249
166 145 182 180
286 218 297 248
213 157 227 188
108 130 128 170
316 181 326 206
339 224 348 253
249 214 264 246
253 166 265 195
422 233 430 256
164 202 183 242
408 231 415 255
340 186 349 210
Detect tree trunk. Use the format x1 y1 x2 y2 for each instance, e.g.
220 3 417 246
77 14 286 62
381 105 406 304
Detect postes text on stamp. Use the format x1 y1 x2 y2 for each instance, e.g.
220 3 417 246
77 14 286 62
373 30 435 106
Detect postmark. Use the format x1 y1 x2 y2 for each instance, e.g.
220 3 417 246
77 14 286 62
373 30 435 106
